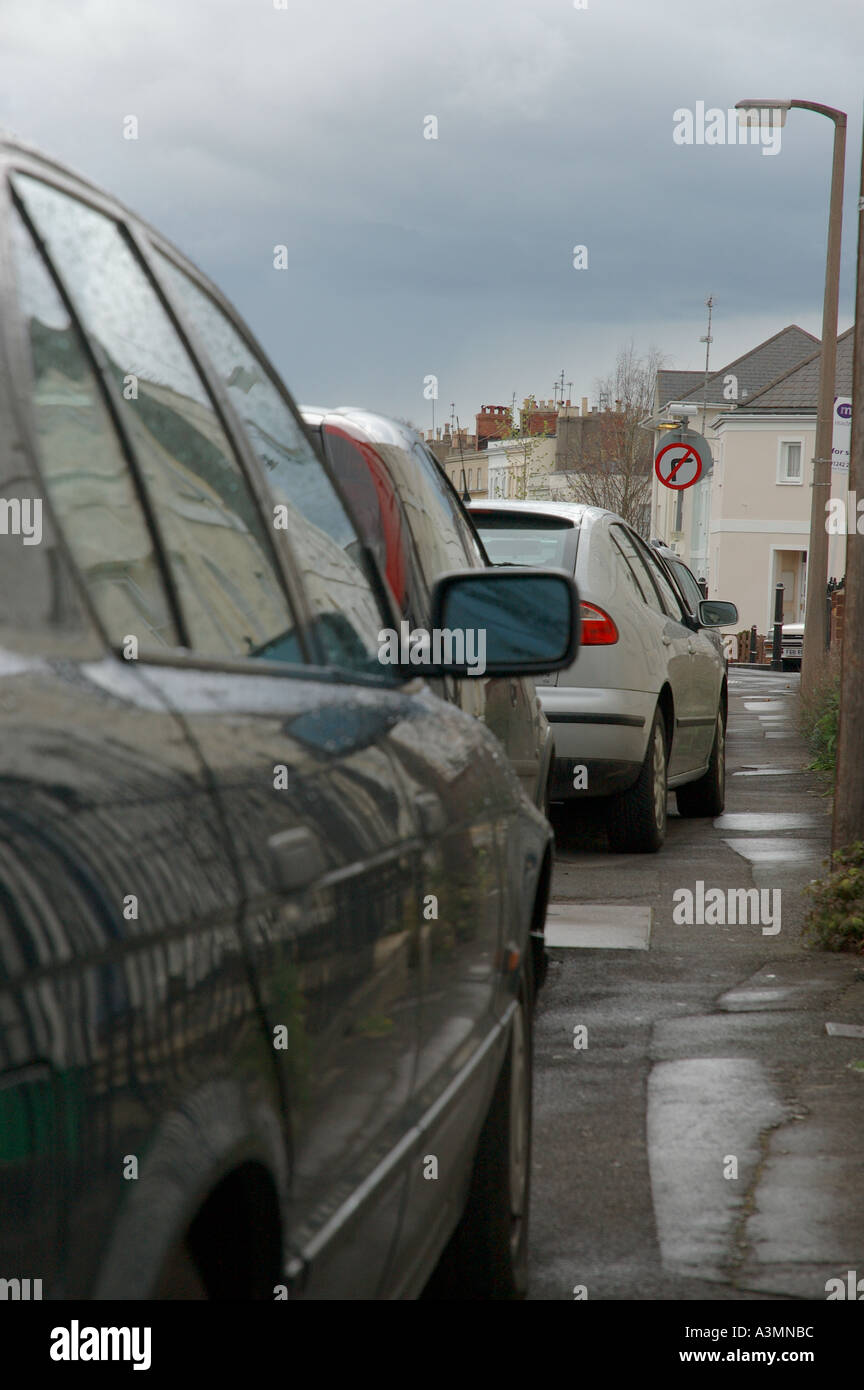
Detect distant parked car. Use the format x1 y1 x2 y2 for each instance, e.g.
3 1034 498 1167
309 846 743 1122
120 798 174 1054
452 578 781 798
468 500 739 853
299 407 556 818
766 622 803 670
650 541 727 665
0 134 580 1300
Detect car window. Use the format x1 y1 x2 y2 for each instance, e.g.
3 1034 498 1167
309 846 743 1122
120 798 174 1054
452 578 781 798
631 532 687 620
412 441 486 568
609 530 649 607
610 524 665 615
322 425 428 625
369 435 480 589
155 253 394 677
8 204 179 652
471 512 575 569
14 175 300 663
669 559 704 614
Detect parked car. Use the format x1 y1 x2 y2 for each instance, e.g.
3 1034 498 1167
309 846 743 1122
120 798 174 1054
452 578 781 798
649 540 727 665
0 135 580 1299
766 622 804 670
468 500 738 853
298 407 556 818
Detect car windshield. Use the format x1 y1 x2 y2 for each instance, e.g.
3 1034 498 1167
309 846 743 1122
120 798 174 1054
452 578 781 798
471 513 575 569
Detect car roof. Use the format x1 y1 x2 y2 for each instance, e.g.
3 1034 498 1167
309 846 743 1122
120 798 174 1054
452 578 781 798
466 498 614 526
301 405 423 452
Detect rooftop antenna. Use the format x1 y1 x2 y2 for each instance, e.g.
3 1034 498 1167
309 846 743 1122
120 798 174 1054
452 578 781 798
699 295 714 436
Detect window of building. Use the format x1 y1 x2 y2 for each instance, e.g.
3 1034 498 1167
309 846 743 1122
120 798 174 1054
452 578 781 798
778 439 804 484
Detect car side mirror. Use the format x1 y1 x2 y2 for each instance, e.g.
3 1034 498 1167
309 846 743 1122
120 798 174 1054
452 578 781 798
698 599 738 627
417 568 580 677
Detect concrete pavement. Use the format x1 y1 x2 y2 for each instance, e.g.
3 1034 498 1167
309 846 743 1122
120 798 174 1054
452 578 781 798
529 668 864 1301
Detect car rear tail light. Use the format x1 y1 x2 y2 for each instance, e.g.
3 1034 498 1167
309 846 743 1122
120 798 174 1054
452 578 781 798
579 602 618 645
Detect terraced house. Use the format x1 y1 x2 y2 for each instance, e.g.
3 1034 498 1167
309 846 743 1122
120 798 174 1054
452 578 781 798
649 325 853 633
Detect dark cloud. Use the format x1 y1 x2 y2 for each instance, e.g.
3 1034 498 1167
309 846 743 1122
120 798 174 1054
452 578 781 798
2 0 859 425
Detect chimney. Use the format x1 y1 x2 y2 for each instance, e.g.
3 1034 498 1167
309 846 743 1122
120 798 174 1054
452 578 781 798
581 396 588 416
615 399 623 412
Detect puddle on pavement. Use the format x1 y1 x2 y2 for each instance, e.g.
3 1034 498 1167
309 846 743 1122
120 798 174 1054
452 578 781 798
714 812 815 831
546 902 651 950
723 837 820 863
719 987 797 1011
733 768 797 776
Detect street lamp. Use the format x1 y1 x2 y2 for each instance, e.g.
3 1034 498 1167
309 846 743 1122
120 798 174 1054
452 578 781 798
833 107 864 849
735 99 847 698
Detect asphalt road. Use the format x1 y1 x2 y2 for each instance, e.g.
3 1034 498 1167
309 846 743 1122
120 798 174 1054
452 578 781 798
529 668 864 1301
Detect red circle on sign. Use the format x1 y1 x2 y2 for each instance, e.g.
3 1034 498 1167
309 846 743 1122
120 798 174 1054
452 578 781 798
655 440 703 490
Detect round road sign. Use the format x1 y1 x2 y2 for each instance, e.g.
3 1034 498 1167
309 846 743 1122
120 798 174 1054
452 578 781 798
655 439 703 490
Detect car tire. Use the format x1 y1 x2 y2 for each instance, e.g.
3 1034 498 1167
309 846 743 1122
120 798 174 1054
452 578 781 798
675 707 725 818
424 957 533 1300
606 707 667 854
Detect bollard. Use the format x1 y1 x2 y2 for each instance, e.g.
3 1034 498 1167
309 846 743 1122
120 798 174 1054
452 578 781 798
771 583 784 671
749 625 757 663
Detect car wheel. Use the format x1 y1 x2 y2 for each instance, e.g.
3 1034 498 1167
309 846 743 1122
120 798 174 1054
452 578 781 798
606 707 667 853
424 957 533 1300
675 707 725 818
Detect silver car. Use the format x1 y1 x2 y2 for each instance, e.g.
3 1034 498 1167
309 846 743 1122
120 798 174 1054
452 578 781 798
468 500 738 853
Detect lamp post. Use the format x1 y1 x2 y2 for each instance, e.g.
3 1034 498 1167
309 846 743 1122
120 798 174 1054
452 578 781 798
832 108 864 849
735 100 847 698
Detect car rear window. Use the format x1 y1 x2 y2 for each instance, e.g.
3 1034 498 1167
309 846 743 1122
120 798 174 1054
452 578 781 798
470 512 575 569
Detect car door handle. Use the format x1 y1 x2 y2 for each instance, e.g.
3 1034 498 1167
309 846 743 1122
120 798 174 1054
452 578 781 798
268 827 326 892
687 640 695 654
414 791 447 837
661 635 672 646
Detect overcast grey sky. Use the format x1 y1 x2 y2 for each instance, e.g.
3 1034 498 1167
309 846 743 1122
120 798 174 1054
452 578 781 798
2 0 861 429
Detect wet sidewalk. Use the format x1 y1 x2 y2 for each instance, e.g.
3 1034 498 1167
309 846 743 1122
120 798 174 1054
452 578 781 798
530 667 864 1301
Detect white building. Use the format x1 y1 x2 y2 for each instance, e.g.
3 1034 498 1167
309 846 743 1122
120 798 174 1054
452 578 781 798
649 326 852 632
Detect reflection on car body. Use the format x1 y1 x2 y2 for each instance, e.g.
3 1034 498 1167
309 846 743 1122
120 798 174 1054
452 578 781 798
0 136 578 1300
